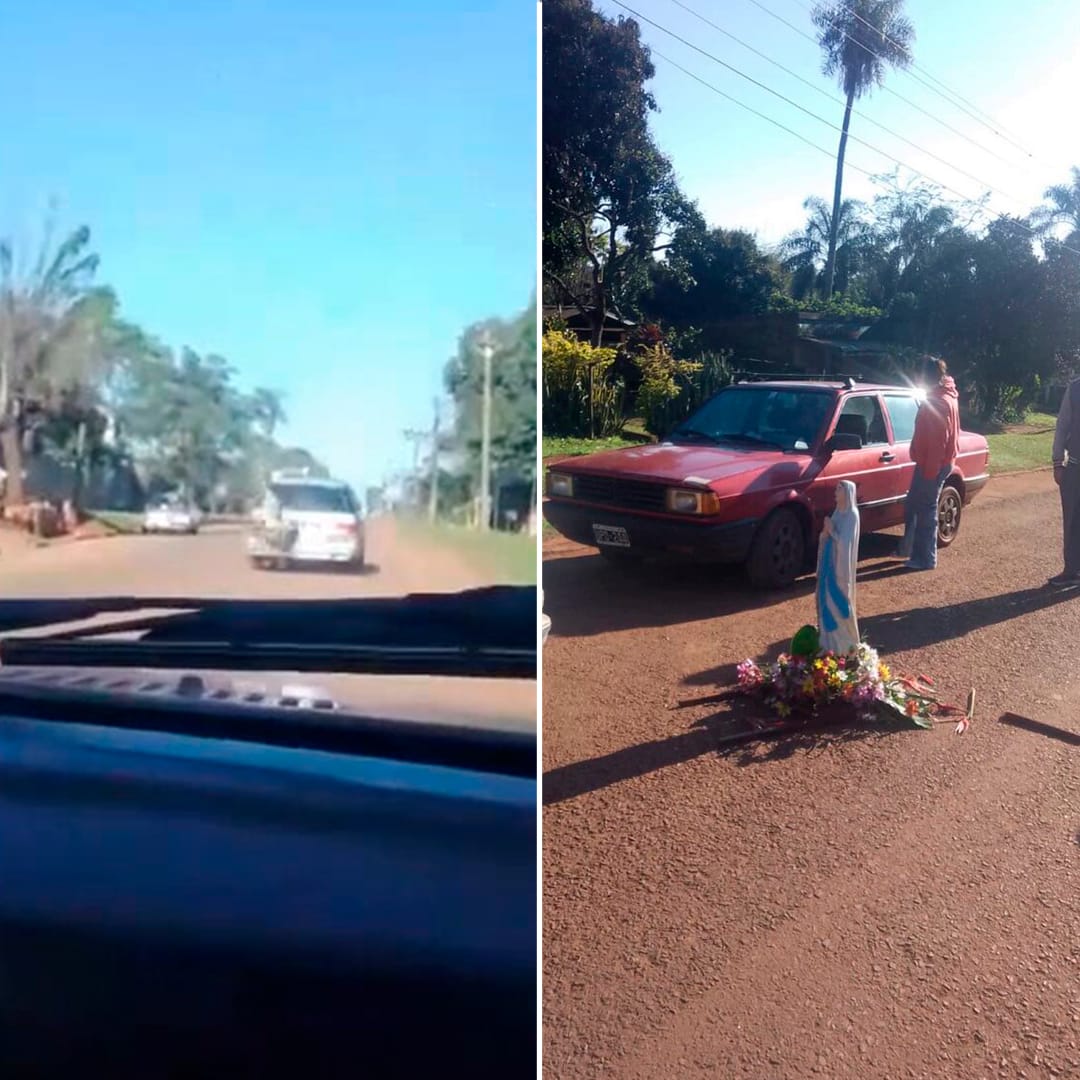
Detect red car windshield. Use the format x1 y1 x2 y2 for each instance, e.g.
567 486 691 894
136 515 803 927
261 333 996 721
671 386 835 452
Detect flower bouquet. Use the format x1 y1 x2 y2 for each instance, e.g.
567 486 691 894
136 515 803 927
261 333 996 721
735 625 961 731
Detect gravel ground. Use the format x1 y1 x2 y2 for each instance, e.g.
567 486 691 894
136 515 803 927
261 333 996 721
543 471 1080 1079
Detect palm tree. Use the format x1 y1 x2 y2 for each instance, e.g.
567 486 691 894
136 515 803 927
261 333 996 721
1031 167 1080 244
780 196 868 299
812 0 915 298
0 223 104 505
857 176 955 305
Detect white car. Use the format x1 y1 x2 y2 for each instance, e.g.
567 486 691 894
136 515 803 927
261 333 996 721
248 473 365 570
143 500 201 535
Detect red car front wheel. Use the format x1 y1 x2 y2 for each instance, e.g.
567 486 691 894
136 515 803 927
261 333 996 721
747 508 805 590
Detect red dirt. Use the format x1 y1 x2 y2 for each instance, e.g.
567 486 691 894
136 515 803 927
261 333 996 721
542 471 1080 1079
0 521 46 559
69 518 116 541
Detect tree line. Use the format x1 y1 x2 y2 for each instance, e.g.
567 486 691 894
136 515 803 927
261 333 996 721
0 219 328 515
543 0 1080 433
400 297 536 527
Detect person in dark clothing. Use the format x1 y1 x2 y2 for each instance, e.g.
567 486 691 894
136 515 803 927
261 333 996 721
899 357 960 571
1050 376 1080 585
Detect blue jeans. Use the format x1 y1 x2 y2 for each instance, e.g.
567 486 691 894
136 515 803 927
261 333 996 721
902 465 950 568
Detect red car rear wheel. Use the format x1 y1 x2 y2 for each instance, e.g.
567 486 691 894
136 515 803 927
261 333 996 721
937 485 962 547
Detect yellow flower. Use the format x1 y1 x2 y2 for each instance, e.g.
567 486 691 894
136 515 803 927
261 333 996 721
878 663 891 681
777 702 792 717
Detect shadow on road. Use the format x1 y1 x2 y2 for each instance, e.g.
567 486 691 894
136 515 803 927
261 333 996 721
861 583 1080 654
543 702 909 806
542 533 900 639
1000 712 1080 746
681 583 1080 692
257 562 381 578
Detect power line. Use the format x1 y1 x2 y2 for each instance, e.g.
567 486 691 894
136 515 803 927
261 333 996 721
612 1 992 202
651 49 877 178
648 48 1080 259
830 0 1031 150
664 0 1024 206
786 0 1033 158
738 0 1017 168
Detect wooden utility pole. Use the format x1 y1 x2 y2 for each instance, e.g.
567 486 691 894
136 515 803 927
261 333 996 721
402 428 425 511
478 330 495 532
427 397 440 524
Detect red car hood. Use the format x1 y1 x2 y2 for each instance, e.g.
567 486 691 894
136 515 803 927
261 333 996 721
554 441 805 488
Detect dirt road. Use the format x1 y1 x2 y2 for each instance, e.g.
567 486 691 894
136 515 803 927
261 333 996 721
543 471 1079 1079
0 517 535 732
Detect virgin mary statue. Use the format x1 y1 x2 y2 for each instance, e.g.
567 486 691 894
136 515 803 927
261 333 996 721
816 480 860 655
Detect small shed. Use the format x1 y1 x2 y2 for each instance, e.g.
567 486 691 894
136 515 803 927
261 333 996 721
542 305 635 347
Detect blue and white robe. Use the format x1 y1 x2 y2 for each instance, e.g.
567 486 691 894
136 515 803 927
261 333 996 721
816 482 860 655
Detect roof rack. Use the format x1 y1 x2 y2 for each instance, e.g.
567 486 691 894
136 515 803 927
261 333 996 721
733 371 868 389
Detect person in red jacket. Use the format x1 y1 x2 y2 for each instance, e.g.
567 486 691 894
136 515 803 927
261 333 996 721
899 356 960 570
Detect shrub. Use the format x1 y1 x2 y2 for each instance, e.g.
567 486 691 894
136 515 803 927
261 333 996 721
681 350 735 414
634 347 737 436
634 343 702 435
541 330 625 437
769 292 884 319
987 384 1028 425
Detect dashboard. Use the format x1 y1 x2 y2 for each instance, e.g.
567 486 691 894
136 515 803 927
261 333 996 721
0 690 535 1077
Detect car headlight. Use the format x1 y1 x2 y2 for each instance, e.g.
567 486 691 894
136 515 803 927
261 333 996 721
665 488 720 515
547 472 574 498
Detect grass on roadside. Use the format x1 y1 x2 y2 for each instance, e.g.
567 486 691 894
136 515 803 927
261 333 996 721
543 418 654 461
985 411 1056 474
400 519 536 585
543 434 637 458
87 510 144 534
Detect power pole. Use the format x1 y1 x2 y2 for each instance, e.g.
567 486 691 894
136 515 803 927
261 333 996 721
427 397 440 524
402 428 425 512
478 330 495 532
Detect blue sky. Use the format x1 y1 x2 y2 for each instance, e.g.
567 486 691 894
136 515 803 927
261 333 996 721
595 0 1080 246
0 0 536 492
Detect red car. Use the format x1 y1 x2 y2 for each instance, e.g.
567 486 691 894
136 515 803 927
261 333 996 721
544 377 991 588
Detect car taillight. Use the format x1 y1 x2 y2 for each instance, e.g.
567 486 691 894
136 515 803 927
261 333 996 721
332 522 358 536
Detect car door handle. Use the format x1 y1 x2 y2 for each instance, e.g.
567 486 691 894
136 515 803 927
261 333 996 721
879 452 895 462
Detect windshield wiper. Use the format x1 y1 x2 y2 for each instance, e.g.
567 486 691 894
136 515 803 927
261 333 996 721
0 588 537 680
670 427 719 443
714 433 785 450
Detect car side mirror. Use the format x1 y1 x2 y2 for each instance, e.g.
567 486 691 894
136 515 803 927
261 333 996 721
826 432 863 453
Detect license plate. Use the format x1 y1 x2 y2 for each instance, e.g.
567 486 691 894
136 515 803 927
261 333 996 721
592 524 630 547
